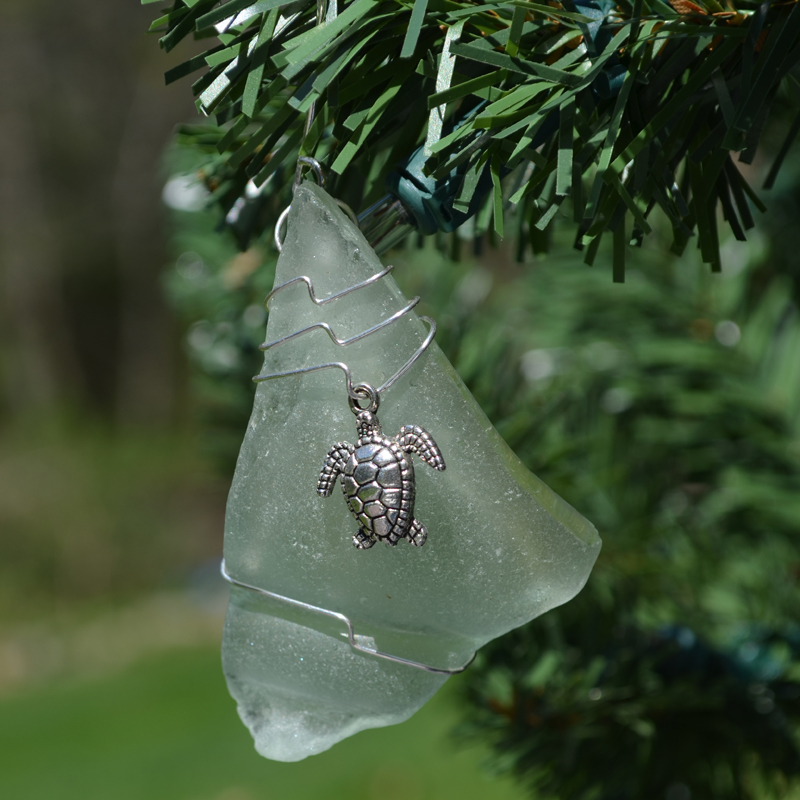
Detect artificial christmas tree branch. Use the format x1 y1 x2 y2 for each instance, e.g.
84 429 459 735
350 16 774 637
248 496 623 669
149 0 800 277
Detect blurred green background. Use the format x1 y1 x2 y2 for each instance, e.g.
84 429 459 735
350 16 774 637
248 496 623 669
1 2 800 799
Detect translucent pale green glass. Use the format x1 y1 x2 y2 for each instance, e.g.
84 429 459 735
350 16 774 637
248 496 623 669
222 183 601 761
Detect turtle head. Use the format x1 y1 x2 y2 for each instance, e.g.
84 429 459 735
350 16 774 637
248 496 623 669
356 410 382 438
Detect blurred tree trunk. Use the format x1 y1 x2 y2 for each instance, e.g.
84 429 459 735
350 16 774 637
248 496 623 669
0 13 78 413
111 50 188 428
0 1 197 426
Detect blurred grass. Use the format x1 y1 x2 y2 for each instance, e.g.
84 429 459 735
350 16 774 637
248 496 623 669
0 645 524 800
0 417 227 624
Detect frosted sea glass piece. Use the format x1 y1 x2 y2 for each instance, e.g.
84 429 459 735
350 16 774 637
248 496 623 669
222 182 601 762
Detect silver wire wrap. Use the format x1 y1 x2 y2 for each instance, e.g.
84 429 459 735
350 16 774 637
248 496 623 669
220 559 475 675
253 265 437 401
260 297 420 351
265 264 395 308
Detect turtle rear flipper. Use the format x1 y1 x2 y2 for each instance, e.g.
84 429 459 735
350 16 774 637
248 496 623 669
318 442 355 496
353 529 376 549
406 518 427 547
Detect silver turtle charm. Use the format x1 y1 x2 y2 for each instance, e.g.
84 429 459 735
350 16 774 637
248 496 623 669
317 385 445 549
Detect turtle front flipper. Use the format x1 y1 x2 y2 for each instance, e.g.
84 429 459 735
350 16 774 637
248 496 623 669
317 442 355 496
406 518 428 547
397 426 446 471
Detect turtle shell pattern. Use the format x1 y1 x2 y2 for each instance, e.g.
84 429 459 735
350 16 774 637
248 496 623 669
341 435 414 542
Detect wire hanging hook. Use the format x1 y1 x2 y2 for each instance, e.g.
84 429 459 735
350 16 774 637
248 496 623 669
272 0 358 253
275 189 358 253
275 155 357 253
291 0 327 194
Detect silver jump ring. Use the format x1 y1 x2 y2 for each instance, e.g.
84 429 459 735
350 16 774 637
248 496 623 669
348 383 380 414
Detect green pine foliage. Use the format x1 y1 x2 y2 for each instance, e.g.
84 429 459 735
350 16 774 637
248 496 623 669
149 0 800 272
424 242 800 798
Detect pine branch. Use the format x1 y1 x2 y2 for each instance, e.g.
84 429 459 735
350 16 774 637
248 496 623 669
149 0 800 270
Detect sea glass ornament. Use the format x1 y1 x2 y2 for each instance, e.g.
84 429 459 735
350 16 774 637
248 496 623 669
222 182 601 762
